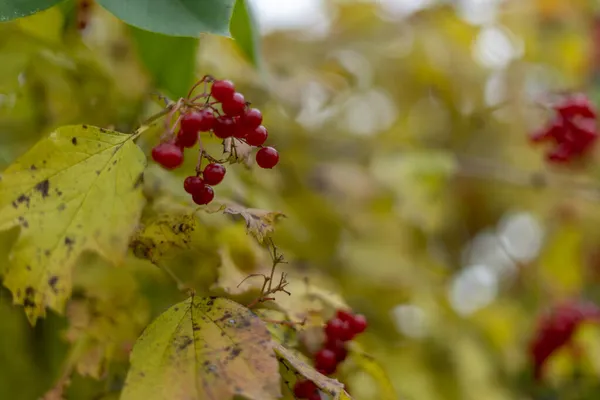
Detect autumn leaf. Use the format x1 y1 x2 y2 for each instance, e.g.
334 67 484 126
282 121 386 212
220 203 285 243
0 125 146 324
130 212 198 262
121 295 281 400
254 309 300 348
65 256 150 379
342 348 397 400
275 343 353 399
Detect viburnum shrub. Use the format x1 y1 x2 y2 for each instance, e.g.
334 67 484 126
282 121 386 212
529 301 600 380
530 93 599 163
294 309 368 399
151 75 280 205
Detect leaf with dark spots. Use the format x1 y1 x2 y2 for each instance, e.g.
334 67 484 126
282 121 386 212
48 276 59 293
130 213 197 263
0 125 146 324
18 216 28 228
30 165 37 171
121 296 281 400
71 137 78 145
133 173 144 189
177 335 193 351
35 179 50 198
65 237 74 247
16 194 30 208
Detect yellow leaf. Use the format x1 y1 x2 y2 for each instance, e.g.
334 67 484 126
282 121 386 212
121 296 281 400
344 349 396 400
254 309 299 348
0 125 146 324
130 213 198 262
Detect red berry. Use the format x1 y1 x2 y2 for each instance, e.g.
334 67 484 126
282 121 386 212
293 380 317 398
245 125 268 146
176 129 197 148
183 176 204 194
336 309 354 323
151 143 184 169
315 349 337 374
211 79 235 102
256 146 279 169
546 144 573 163
181 109 215 135
324 338 348 362
222 92 246 116
325 318 345 339
556 94 596 119
192 185 214 205
241 108 263 129
233 123 248 139
350 314 367 334
203 163 226 186
213 116 237 139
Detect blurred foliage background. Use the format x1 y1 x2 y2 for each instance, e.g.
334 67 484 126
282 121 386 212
4 0 600 399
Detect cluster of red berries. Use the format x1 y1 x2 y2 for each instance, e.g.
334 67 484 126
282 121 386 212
293 310 368 399
529 301 600 380
530 94 598 163
151 77 280 205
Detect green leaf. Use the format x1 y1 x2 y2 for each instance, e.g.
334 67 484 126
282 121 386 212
230 0 262 68
121 296 282 400
0 125 146 324
0 0 63 21
97 0 236 37
129 27 198 99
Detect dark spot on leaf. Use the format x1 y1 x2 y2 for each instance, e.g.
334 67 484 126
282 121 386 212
71 137 78 145
112 160 117 165
23 298 35 308
55 188 62 196
57 204 66 211
228 346 242 360
42 160 47 164
30 164 37 170
48 276 58 293
16 194 30 208
16 289 21 298
133 173 144 189
35 179 50 197
95 170 101 175
177 335 193 351
82 125 88 129
100 128 107 133
26 265 31 271
18 216 28 228
192 323 201 331
174 307 179 311
12 201 17 208
206 299 214 306
64 237 74 251
25 287 34 296
138 372 145 378
44 250 50 257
